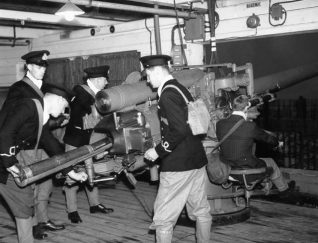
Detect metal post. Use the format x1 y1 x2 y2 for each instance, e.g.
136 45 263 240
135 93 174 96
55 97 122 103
154 4 161 54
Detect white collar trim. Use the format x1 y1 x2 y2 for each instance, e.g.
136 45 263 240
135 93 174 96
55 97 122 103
26 71 42 89
87 79 99 95
232 111 247 120
158 74 174 97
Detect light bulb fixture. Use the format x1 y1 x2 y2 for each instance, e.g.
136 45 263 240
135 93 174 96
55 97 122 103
246 13 260 29
55 0 84 21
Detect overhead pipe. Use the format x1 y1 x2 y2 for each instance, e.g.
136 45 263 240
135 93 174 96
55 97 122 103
0 41 29 47
207 0 218 68
172 0 188 66
41 0 199 18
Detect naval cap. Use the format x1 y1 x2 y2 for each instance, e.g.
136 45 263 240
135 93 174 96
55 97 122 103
140 54 172 69
21 50 50 67
42 83 74 104
84 65 110 78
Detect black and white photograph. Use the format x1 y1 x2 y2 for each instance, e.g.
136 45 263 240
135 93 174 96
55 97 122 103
0 0 317 242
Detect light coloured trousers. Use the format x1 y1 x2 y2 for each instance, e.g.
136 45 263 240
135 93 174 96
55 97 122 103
34 177 53 223
16 217 34 243
64 181 99 212
151 166 212 243
64 143 99 212
34 150 52 224
261 158 288 191
0 176 34 243
18 149 53 224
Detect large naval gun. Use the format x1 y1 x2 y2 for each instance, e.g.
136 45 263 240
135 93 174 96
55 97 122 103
16 61 318 224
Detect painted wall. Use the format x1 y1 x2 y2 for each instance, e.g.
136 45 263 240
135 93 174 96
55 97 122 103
214 0 318 40
0 17 203 87
0 46 28 86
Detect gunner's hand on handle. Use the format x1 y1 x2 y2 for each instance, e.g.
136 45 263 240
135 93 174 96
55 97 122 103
144 148 159 162
59 113 70 127
7 164 20 178
67 170 88 183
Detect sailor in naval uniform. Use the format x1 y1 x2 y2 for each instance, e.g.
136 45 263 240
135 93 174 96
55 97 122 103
0 84 87 243
142 55 212 243
0 50 70 239
63 65 114 224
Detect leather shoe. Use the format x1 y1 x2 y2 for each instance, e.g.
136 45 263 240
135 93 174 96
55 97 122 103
279 180 297 199
38 220 65 231
90 204 114 214
288 180 296 191
68 211 82 223
33 225 48 240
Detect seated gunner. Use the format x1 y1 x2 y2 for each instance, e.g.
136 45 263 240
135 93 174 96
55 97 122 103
216 95 290 193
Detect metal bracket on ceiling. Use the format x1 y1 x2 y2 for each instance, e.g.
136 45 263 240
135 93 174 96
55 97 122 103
86 0 93 8
11 25 16 47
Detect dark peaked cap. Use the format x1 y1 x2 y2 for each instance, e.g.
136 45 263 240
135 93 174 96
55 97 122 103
42 83 74 104
21 50 50 67
140 54 172 69
84 65 110 78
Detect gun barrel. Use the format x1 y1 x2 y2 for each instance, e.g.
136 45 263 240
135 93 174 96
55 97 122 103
95 69 205 113
16 138 112 187
254 62 318 93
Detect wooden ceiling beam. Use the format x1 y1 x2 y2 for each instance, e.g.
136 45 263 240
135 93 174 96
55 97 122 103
40 0 201 18
0 10 120 28
0 1 145 22
122 0 207 13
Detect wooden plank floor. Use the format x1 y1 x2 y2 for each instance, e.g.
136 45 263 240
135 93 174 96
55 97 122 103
0 180 317 243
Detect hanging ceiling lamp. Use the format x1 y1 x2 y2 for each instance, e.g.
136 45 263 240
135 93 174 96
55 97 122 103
55 0 84 21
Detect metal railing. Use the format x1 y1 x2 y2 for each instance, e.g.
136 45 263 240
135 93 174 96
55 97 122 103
259 99 318 170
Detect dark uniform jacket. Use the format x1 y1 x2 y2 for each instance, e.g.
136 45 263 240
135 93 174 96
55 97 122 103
63 84 95 147
0 77 65 183
155 79 207 172
216 114 279 169
0 78 44 126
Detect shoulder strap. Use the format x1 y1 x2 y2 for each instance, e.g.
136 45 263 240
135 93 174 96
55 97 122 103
32 99 43 151
162 84 189 104
212 118 245 152
22 77 44 98
80 84 96 98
